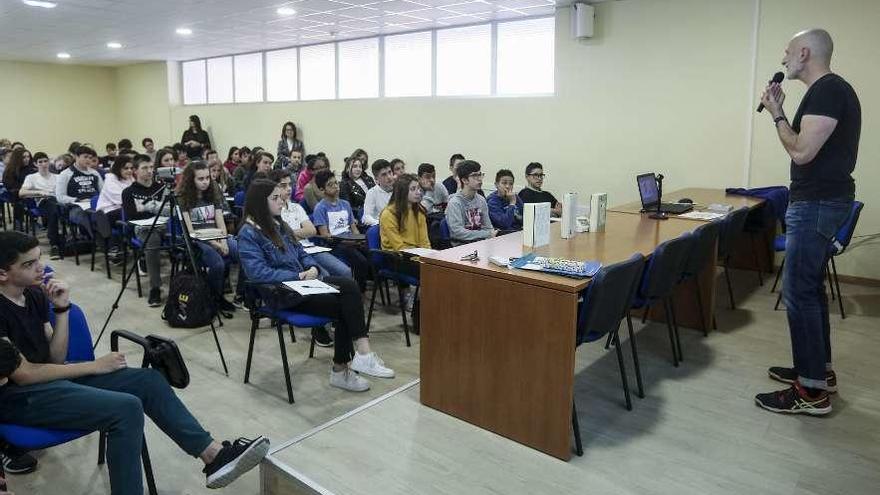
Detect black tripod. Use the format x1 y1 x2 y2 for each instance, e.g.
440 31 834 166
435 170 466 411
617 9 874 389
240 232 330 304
649 173 669 221
93 182 229 375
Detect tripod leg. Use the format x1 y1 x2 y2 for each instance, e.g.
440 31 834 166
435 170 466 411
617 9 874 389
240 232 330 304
209 322 229 376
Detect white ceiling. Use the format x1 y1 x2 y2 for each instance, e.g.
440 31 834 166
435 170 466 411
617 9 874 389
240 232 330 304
0 0 565 65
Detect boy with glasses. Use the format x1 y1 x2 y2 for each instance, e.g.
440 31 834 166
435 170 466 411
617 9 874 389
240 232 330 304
518 162 562 217
445 160 496 245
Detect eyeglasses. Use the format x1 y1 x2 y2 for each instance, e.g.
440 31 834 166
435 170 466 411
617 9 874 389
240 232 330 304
528 173 546 179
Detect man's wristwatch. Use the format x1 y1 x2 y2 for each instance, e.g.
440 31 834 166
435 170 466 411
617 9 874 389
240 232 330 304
774 115 788 126
53 304 71 314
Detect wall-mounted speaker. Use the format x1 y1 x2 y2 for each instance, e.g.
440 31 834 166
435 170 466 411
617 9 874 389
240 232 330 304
571 3 595 39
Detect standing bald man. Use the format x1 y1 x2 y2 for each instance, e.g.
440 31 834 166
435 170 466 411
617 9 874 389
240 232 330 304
756 29 860 415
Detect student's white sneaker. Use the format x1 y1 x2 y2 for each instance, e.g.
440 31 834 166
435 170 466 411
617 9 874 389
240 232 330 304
350 352 395 378
330 367 370 392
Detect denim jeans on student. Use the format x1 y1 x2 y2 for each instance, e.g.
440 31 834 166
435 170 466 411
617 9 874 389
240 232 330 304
195 237 238 296
0 368 213 495
783 199 852 389
311 251 353 279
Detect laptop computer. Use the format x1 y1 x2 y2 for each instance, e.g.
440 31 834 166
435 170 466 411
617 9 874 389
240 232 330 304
636 173 693 215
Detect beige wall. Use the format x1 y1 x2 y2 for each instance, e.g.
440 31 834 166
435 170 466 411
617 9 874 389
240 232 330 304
0 60 118 154
1 0 876 278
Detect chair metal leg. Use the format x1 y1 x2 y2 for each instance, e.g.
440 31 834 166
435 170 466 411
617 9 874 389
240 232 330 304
397 282 412 347
662 299 679 367
723 260 735 309
142 439 158 495
669 297 684 363
366 275 380 331
104 238 112 279
276 322 295 404
308 332 317 359
771 257 785 293
134 252 143 298
571 402 584 457
641 305 649 324
97 431 107 464
604 331 614 350
289 325 297 343
694 278 708 337
90 237 97 272
751 233 764 286
209 322 229 376
826 263 835 301
244 318 258 384
775 289 783 311
832 257 845 319
613 332 633 411
625 314 644 399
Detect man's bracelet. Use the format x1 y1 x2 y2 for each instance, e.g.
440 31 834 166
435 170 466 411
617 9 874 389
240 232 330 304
52 304 71 314
774 116 788 126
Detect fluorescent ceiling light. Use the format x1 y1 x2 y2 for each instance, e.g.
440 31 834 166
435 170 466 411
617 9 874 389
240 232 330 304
107 42 123 49
277 7 296 16
176 27 193 35
23 0 57 8
56 52 71 59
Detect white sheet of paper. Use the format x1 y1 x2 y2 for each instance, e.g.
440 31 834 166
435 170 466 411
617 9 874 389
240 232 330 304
679 211 726 220
401 248 438 257
128 216 169 227
74 200 91 210
304 246 332 254
282 280 340 295
299 239 316 248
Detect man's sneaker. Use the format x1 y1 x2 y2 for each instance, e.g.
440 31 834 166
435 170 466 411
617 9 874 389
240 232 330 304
203 436 270 489
137 258 148 277
312 326 334 348
49 245 61 260
768 366 837 393
232 295 248 311
350 352 395 378
148 288 162 307
1 451 37 474
755 382 832 416
330 367 370 392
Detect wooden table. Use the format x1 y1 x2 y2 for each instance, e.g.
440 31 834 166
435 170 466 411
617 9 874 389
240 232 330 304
419 212 703 461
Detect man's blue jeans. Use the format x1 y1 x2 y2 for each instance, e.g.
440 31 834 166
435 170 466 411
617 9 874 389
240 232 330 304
783 199 852 390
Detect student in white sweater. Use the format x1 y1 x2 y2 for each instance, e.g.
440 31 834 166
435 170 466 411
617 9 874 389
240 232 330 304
361 159 394 226
19 152 62 257
96 154 135 224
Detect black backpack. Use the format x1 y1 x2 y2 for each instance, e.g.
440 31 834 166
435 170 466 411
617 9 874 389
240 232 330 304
111 330 190 389
162 272 216 328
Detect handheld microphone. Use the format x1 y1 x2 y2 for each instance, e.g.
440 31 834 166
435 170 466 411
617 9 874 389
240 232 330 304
757 72 785 112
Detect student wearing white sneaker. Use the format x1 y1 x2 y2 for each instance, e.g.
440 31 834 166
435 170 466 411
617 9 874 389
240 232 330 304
238 179 394 392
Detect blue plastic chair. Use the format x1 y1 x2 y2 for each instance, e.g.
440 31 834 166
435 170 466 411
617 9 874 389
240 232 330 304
572 253 646 456
716 207 751 310
364 225 418 346
630 232 696 367
774 201 864 319
679 221 722 336
0 304 159 495
242 278 333 404
439 217 451 242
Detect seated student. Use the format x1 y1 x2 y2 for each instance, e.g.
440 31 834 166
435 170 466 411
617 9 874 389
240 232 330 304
96 153 134 225
445 160 496 245
298 154 329 211
237 179 394 391
19 152 61 259
486 169 524 232
210 158 234 196
283 149 304 185
361 159 394 227
2 148 35 229
390 158 406 179
312 170 370 292
55 146 103 211
241 151 274 194
0 233 269 494
416 163 449 215
223 146 240 176
173 143 190 169
142 137 157 162
122 155 168 307
442 153 465 195
379 174 430 252
176 161 238 313
339 151 375 214
518 162 562 217
99 142 117 169
117 138 133 154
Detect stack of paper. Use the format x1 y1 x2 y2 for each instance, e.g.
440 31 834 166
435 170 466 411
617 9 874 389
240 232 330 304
282 280 340 295
401 248 438 257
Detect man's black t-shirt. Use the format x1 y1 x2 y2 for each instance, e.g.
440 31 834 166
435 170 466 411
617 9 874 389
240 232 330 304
518 188 559 208
790 73 861 201
122 181 165 221
0 288 51 364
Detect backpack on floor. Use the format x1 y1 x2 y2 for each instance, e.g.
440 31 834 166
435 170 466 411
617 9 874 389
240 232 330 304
162 272 216 328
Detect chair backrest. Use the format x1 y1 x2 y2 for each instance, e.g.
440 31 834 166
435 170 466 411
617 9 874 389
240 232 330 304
365 224 385 266
299 199 312 215
681 221 721 279
717 207 750 259
833 200 864 254
90 193 100 210
639 232 695 302
47 303 96 363
234 190 245 207
439 218 450 240
93 210 113 238
577 254 645 345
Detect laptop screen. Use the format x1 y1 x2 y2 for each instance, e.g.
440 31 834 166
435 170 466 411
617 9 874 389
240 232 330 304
637 173 659 208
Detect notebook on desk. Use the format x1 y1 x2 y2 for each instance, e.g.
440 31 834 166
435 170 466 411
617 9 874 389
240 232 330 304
637 173 693 215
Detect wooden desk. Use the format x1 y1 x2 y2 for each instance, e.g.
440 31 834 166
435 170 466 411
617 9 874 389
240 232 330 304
419 212 699 461
609 187 775 273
